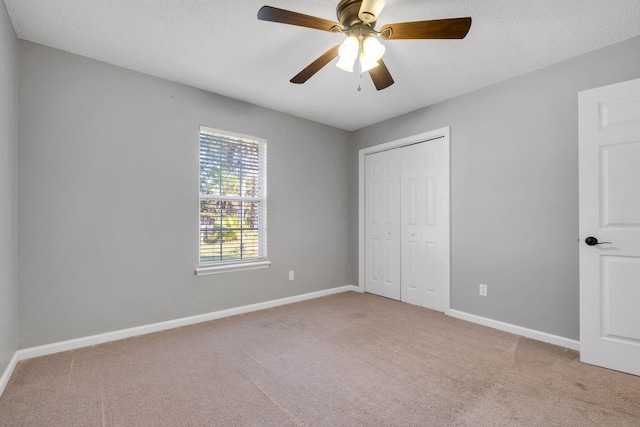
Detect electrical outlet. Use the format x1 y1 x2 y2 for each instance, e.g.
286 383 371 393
479 284 488 297
289 271 294 281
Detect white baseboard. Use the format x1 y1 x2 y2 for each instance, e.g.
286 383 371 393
0 352 20 398
448 309 580 351
14 285 359 363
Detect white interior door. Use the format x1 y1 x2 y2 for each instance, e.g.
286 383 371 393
579 77 640 376
365 149 401 300
401 140 450 311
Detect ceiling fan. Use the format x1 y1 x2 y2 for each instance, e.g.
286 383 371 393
257 0 472 90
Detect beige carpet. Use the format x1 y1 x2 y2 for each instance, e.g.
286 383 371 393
1 291 639 426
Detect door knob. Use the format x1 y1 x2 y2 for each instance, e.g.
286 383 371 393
585 236 612 246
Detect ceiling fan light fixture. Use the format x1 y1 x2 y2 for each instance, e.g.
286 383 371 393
359 54 379 72
362 36 385 62
336 56 356 72
336 35 359 72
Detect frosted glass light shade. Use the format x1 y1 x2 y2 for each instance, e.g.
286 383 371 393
362 36 385 61
336 56 356 72
337 36 359 72
359 54 379 72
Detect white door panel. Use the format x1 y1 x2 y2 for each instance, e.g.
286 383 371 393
365 150 401 300
400 140 449 311
579 77 640 376
601 142 640 227
602 256 640 341
401 146 423 306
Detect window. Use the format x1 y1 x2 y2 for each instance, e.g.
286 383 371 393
197 127 268 275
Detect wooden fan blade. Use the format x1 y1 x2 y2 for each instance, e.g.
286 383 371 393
258 6 342 32
290 45 340 84
380 17 472 40
369 59 394 91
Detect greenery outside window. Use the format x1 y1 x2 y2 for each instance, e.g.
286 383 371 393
197 127 268 274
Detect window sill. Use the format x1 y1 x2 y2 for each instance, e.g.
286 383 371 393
195 260 271 276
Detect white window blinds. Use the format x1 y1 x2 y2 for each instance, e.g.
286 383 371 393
199 127 267 265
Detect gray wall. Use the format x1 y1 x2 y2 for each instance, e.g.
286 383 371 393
17 41 351 348
14 31 640 349
0 1 18 373
351 35 640 340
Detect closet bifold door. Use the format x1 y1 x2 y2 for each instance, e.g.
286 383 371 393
400 140 448 311
364 149 401 300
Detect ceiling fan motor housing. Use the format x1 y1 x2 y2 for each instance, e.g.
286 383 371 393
337 0 374 29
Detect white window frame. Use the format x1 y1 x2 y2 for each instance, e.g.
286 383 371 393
196 126 270 276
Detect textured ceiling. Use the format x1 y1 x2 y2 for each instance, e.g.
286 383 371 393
4 0 640 131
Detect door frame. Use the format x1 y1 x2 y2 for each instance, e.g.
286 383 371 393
358 127 451 313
